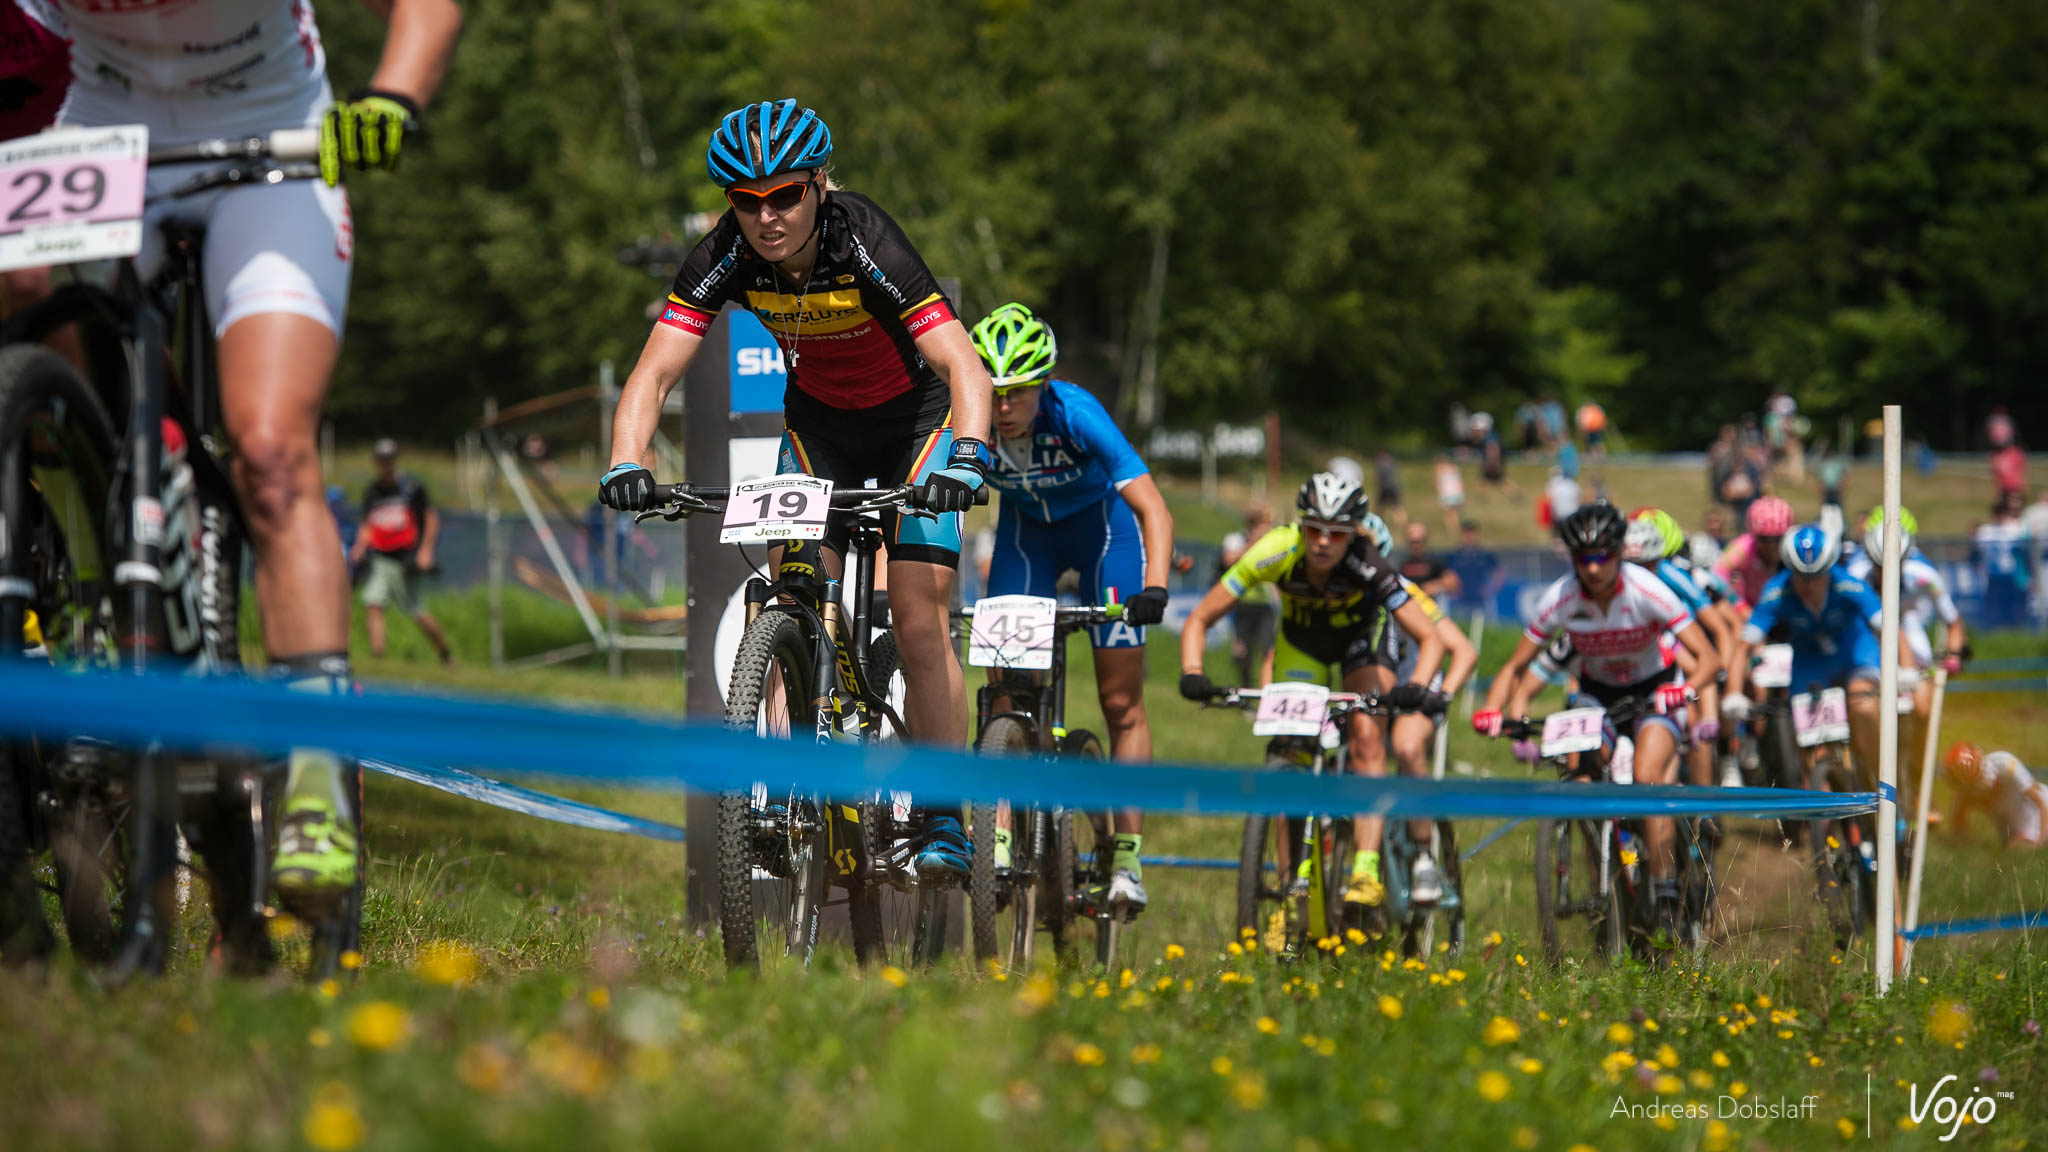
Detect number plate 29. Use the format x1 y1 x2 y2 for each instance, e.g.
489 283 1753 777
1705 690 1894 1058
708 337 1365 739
0 125 149 273
720 475 832 543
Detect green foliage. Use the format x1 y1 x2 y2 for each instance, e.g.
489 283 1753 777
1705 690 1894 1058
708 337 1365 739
317 0 2046 448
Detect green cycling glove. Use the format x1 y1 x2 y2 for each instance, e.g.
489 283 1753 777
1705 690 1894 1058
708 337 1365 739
320 88 421 187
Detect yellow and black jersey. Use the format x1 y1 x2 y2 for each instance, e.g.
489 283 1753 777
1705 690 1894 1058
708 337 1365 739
1220 525 1410 650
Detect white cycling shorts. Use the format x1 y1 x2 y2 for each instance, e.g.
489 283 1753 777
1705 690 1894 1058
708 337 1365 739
57 83 350 339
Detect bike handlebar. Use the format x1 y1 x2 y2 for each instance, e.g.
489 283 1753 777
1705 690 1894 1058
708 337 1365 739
1208 687 1446 718
635 481 989 523
149 130 321 166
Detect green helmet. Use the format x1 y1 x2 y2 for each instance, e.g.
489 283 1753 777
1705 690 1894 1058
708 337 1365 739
970 303 1058 390
1863 505 1919 560
1649 509 1686 559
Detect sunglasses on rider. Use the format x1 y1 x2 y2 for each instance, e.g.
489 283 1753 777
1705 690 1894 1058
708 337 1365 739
1572 550 1614 567
726 178 814 215
1301 520 1355 541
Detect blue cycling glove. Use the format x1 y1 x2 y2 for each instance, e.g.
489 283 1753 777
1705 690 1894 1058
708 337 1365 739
600 462 654 511
917 438 987 513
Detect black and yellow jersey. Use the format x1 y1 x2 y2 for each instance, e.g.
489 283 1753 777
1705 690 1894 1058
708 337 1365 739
1220 525 1410 646
658 191 955 411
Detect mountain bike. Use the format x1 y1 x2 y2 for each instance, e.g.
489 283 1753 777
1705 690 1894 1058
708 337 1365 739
635 480 979 972
1784 680 1881 947
957 598 1126 973
0 128 360 980
1205 685 1455 959
1505 695 1716 967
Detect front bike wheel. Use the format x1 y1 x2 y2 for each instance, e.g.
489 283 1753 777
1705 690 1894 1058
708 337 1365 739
1807 751 1864 947
970 715 1033 967
719 610 818 971
1533 818 1565 966
0 345 120 966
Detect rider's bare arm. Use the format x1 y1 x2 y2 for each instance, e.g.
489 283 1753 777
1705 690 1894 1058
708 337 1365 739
608 324 703 469
1436 614 1479 697
913 320 994 447
1674 619 1719 697
357 0 465 108
1180 582 1240 675
1118 474 1176 589
1390 599 1444 688
1487 633 1547 717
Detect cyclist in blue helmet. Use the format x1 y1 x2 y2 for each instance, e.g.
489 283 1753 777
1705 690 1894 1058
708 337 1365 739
1723 523 1916 785
600 100 998 876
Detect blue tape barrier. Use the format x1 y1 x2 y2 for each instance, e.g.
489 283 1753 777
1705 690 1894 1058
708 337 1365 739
363 758 686 843
1959 657 2048 674
0 666 1880 822
1459 819 1526 863
1944 677 2048 695
1899 910 2048 941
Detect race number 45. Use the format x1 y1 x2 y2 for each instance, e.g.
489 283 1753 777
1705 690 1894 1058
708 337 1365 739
967 595 1057 670
720 475 832 543
0 125 149 273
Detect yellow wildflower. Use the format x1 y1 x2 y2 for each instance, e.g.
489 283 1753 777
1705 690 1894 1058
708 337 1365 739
302 1083 364 1151
345 1002 410 1052
1483 1017 1521 1046
1477 1071 1510 1102
1164 944 1186 961
880 966 909 988
1130 1043 1162 1065
1072 1043 1106 1067
1256 1017 1281 1035
412 939 481 986
1606 1022 1635 1046
1519 1057 1543 1075
1211 1056 1233 1077
1836 1118 1856 1139
1378 995 1403 1020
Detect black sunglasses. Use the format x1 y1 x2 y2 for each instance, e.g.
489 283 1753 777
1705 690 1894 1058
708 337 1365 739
726 178 814 214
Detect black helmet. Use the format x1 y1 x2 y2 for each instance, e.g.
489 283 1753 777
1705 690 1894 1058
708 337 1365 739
1558 500 1627 552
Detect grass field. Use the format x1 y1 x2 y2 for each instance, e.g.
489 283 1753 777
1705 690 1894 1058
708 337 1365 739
4 620 2045 1149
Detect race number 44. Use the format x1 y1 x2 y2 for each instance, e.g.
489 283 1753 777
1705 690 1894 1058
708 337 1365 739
1252 683 1330 737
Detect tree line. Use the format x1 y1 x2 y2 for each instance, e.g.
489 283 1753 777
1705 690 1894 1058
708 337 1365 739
319 0 2048 451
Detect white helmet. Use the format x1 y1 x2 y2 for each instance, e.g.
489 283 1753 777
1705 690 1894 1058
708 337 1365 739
1688 532 1723 570
1623 518 1665 564
1296 472 1369 525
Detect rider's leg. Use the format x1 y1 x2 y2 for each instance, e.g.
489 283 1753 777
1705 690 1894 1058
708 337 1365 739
885 558 964 749
1391 711 1435 843
1633 718 1681 879
364 603 388 657
1348 664 1393 862
1846 675 1882 786
1095 646 1149 904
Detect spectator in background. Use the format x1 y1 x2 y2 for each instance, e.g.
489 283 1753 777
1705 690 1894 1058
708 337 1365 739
1375 450 1406 527
1514 400 1540 456
1218 503 1277 686
1973 492 2032 630
1447 402 1471 456
1476 414 1523 502
1700 506 1731 548
1539 394 1568 452
2026 490 2048 625
1399 521 1459 602
1990 410 2027 505
1541 466 1581 529
1433 454 1466 534
1813 442 1848 514
352 439 454 665
1445 520 1500 615
1575 401 1608 458
1707 424 1737 505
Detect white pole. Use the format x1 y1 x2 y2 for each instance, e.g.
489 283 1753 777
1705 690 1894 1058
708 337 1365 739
1875 405 1902 995
1901 665 1947 976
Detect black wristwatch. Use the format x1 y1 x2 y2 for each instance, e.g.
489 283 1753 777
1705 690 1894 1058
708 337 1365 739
948 438 990 476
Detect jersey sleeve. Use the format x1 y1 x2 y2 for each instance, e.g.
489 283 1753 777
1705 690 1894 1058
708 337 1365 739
836 194 954 334
1631 564 1694 633
1399 577 1444 623
660 219 750 336
1841 575 1885 627
1221 526 1300 598
1056 382 1148 486
1655 560 1710 614
1911 558 1963 624
1348 539 1410 610
407 478 431 523
1713 535 1748 581
1742 572 1789 644
1521 576 1572 646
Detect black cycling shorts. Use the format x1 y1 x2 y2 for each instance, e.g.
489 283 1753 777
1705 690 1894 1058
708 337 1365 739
778 384 960 567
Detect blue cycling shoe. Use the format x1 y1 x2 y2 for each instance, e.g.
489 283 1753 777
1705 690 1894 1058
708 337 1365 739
915 815 973 876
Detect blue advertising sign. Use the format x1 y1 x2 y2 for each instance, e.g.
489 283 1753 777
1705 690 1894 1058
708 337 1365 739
727 309 786 414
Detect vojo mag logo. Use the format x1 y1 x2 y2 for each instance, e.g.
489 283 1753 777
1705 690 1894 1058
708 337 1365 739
1908 1074 2006 1142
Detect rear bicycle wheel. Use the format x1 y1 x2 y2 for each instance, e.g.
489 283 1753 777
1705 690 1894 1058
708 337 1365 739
1588 822 1627 961
1807 751 1864 946
1059 730 1118 970
719 610 818 971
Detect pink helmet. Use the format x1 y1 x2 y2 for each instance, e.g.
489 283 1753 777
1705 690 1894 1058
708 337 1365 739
1747 496 1793 536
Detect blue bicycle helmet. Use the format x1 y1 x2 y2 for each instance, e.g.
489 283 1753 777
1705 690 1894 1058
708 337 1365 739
1780 522 1840 575
706 99 833 187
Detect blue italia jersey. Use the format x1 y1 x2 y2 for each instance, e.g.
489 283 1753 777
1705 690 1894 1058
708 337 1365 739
986 379 1149 522
1742 569 1883 655
1650 558 1712 615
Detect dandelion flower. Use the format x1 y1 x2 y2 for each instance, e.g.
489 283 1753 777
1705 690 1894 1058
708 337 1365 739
302 1083 364 1151
1211 1056 1233 1077
1378 995 1403 1020
346 1001 410 1052
1164 944 1186 961
1477 1070 1510 1102
1606 1022 1634 1046
1483 1017 1521 1047
413 940 481 986
1073 1043 1106 1066
1256 1017 1281 1035
1519 1057 1543 1075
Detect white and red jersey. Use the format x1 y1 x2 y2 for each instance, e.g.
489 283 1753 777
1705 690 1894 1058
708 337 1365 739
1523 563 1694 689
58 0 326 109
1983 751 2046 849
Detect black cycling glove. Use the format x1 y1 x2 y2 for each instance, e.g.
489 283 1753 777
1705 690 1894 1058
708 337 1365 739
1179 673 1216 702
1123 585 1170 627
600 463 654 511
916 439 987 514
1388 683 1430 712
